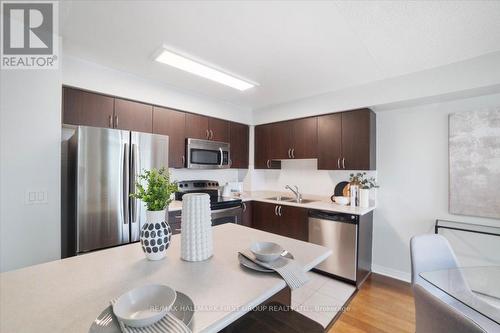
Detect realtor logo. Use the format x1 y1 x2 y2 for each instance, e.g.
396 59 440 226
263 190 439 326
1 1 58 69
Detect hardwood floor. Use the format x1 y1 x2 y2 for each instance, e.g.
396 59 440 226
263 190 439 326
329 274 415 333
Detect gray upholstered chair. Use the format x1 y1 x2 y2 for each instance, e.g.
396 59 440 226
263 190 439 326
410 234 499 332
410 234 460 285
414 284 486 333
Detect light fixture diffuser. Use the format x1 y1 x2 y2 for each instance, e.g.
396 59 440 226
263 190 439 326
154 48 256 91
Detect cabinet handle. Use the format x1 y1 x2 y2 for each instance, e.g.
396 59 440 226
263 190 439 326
291 148 295 159
337 157 341 169
108 115 113 128
342 157 346 169
274 205 278 216
181 155 185 166
210 130 214 140
242 202 247 212
278 206 283 216
267 160 271 168
114 115 118 128
288 148 291 158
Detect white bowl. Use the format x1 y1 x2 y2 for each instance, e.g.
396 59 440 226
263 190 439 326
250 242 284 262
113 284 177 328
334 196 350 205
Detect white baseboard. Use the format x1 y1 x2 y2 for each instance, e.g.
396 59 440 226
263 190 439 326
372 264 411 283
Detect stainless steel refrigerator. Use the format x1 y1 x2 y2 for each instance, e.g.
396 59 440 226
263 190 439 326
61 126 169 257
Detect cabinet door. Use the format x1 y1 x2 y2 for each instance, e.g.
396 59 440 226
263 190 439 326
341 109 376 170
241 201 252 227
251 201 280 234
229 122 249 168
114 98 153 133
270 121 292 159
168 211 182 235
185 113 209 140
290 117 317 159
153 106 186 168
254 124 272 169
63 87 114 128
317 113 342 170
279 205 308 241
209 117 229 142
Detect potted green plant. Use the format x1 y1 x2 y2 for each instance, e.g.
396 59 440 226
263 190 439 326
131 167 178 260
349 172 379 208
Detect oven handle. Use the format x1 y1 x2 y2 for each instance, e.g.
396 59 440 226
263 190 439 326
211 205 242 221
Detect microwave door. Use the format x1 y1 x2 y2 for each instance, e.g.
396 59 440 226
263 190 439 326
130 132 169 242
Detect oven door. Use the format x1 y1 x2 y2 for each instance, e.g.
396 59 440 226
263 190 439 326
211 205 242 226
187 138 230 169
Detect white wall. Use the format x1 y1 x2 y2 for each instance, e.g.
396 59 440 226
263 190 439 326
0 67 62 272
250 159 376 198
254 52 500 124
62 56 253 124
374 93 500 281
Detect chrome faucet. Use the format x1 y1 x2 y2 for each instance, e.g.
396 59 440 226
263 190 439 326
285 185 302 202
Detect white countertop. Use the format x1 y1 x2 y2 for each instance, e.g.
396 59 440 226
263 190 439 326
238 191 376 216
0 224 331 333
169 191 375 216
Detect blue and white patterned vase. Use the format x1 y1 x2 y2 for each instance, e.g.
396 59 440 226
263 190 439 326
140 210 172 260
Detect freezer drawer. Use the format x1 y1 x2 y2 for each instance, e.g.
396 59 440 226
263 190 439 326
308 215 357 281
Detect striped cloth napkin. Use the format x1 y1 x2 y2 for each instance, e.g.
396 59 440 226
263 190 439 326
239 250 310 289
110 299 191 333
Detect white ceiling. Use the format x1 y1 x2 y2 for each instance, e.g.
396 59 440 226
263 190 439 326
60 1 500 109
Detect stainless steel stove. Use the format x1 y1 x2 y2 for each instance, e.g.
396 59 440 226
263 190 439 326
175 180 243 225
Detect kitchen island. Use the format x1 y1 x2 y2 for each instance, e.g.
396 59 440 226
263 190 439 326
0 223 331 333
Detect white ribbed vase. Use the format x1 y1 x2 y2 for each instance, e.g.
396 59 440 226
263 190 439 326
181 193 213 262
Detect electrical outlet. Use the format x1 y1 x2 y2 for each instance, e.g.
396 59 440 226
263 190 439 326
25 189 48 205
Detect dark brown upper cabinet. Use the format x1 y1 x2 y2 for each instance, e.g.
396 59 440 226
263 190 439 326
229 121 249 169
254 124 281 169
317 113 342 170
270 121 292 160
209 117 229 142
289 117 317 159
63 87 114 128
114 98 153 133
153 106 186 168
318 109 376 170
185 114 230 142
340 109 376 170
185 113 209 140
254 117 318 166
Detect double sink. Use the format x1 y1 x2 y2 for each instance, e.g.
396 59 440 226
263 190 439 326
265 196 317 204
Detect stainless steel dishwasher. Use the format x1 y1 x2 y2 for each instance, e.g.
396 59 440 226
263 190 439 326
308 210 358 282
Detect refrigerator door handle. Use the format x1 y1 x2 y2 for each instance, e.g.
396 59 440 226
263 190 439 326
130 143 139 223
123 142 130 224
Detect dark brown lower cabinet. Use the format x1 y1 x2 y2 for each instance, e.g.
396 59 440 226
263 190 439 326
251 201 308 241
168 210 182 235
251 201 280 234
241 201 252 227
279 205 308 241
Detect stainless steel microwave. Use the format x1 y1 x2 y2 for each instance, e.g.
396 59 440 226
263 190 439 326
186 138 230 169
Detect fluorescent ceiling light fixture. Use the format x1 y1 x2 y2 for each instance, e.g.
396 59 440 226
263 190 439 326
155 48 257 91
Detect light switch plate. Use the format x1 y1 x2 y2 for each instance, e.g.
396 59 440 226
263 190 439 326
25 189 48 205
